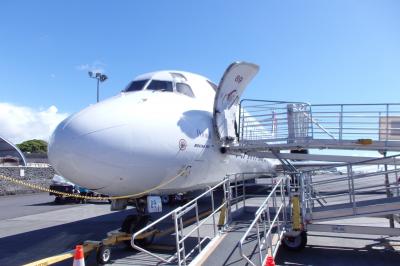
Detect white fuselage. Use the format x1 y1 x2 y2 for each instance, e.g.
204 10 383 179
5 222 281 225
48 71 277 197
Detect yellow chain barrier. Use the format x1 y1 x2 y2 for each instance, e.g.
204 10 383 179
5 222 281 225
0 167 188 201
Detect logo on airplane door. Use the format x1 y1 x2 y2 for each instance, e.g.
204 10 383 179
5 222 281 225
179 139 187 151
235 75 243 83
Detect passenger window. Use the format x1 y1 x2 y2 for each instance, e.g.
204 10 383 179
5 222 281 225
176 83 195 97
124 80 149 92
146 80 173 92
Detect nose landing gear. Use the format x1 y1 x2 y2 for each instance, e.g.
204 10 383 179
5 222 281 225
121 214 156 249
120 197 157 249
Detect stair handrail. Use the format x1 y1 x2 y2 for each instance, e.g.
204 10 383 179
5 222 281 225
238 175 289 265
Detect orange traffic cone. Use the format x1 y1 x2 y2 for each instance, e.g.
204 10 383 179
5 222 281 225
265 255 275 266
72 245 85 266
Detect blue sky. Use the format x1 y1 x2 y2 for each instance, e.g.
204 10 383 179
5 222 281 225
1 0 400 143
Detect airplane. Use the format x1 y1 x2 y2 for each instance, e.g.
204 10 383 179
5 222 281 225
48 61 278 241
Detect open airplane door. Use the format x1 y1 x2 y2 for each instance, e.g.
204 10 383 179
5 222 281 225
213 62 259 146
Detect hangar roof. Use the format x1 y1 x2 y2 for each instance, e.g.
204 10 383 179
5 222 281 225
0 136 26 166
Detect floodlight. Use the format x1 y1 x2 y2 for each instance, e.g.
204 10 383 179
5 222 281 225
88 71 108 103
100 74 108 82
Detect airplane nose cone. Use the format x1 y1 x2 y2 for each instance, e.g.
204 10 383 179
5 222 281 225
48 100 132 191
48 93 186 196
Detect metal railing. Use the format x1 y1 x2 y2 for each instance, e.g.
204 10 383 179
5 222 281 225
238 176 289 266
311 103 400 142
299 155 400 223
130 173 257 266
238 100 312 143
238 100 400 148
173 178 231 265
228 172 280 211
130 172 279 265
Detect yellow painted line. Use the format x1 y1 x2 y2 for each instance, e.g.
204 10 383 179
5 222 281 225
23 242 98 265
389 241 400 251
23 250 74 266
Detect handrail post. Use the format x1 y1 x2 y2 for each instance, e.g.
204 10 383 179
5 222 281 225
239 100 243 142
281 180 287 229
383 152 395 228
173 212 182 266
386 104 389 147
348 165 357 215
179 216 187 265
235 174 238 210
242 173 246 208
257 221 263 265
300 173 307 227
195 204 201 254
309 104 314 139
346 165 353 205
394 157 400 197
339 104 343 141
211 189 216 237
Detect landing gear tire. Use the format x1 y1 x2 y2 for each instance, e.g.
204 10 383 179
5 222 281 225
121 215 155 249
96 245 111 265
175 193 183 203
282 231 307 251
54 196 62 204
161 195 170 204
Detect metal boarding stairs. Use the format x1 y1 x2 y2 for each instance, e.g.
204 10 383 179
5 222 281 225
111 101 400 265
232 99 400 228
232 158 400 266
234 100 400 154
300 156 400 235
225 100 400 265
129 178 231 266
117 162 400 266
123 172 293 266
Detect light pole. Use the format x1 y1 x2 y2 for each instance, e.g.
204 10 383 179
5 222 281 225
88 71 108 103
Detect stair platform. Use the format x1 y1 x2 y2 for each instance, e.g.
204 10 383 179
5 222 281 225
310 196 400 222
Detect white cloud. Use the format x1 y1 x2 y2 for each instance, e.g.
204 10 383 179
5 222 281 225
76 60 106 74
0 103 69 144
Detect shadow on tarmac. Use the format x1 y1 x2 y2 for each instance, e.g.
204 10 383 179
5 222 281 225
0 209 132 266
0 195 221 266
276 233 400 266
25 200 110 207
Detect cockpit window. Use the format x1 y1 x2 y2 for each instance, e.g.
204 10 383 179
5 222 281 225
176 83 195 97
123 77 195 98
146 80 173 92
124 80 148 92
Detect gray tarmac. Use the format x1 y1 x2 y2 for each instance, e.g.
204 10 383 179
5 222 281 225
0 193 77 220
0 180 399 266
0 193 131 266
